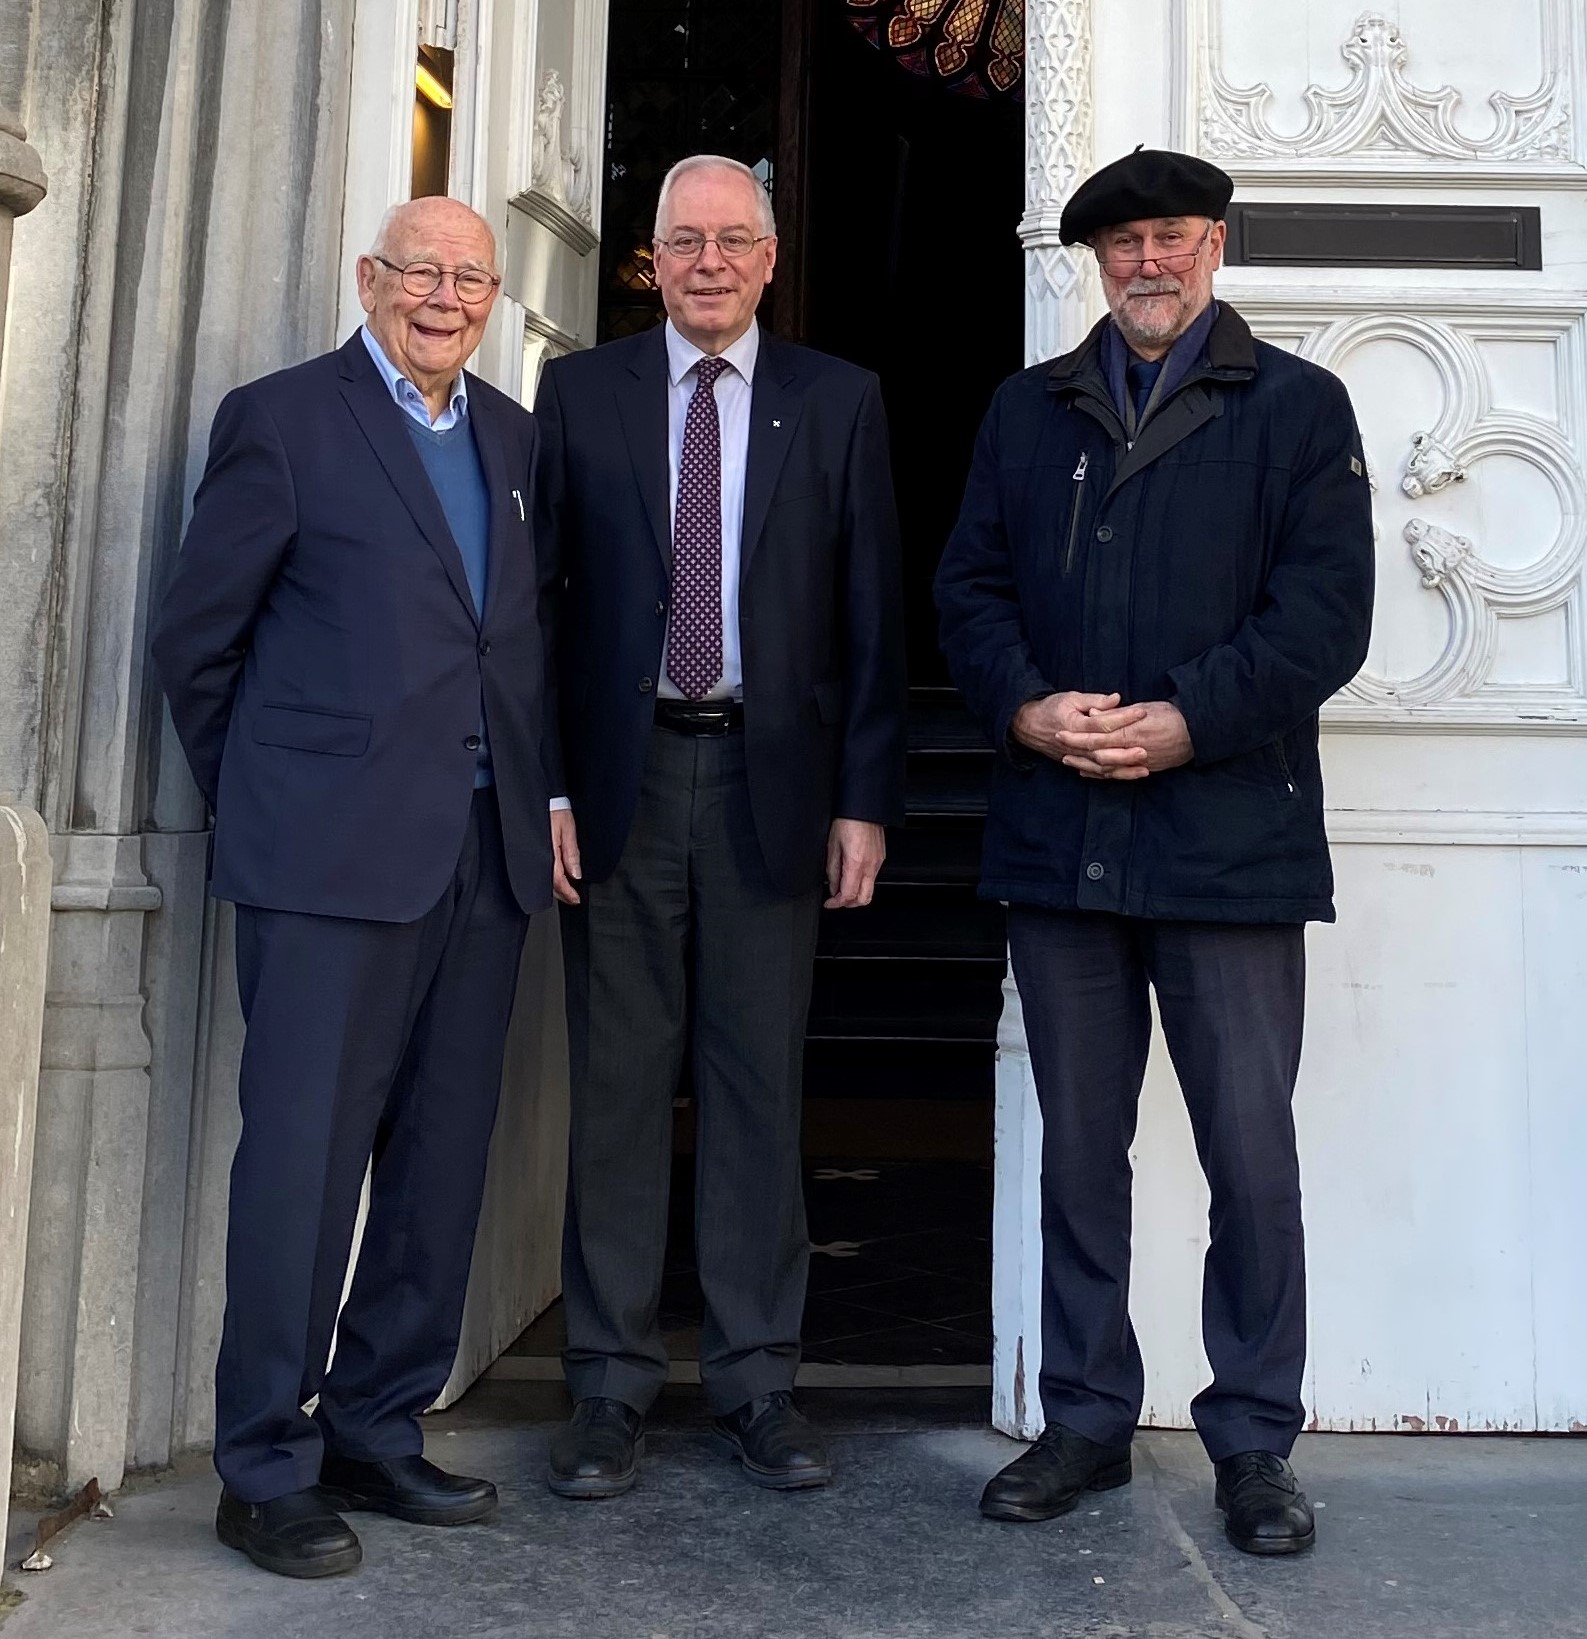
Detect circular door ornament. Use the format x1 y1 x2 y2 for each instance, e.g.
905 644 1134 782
845 0 1026 99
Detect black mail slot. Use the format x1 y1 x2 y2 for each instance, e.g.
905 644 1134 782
1224 203 1542 270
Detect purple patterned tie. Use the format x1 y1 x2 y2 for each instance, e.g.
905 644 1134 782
667 355 729 700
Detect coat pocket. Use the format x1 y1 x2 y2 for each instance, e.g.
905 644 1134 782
252 703 372 757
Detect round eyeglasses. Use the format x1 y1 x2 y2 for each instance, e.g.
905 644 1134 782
1093 225 1212 279
373 256 501 304
655 231 772 261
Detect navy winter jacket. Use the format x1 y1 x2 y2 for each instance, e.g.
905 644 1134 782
934 303 1375 923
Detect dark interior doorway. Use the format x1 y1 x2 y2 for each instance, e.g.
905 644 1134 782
800 4 1024 683
506 0 1020 1386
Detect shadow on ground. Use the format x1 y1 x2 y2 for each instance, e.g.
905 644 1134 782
5 1383 1585 1639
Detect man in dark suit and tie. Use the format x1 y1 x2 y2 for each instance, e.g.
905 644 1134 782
153 197 555 1578
535 154 907 1495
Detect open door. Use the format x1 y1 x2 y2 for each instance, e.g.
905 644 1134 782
337 0 608 1407
441 0 612 1402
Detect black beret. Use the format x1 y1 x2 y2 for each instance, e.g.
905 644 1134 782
1060 147 1234 245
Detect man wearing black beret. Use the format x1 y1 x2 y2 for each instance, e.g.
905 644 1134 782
935 147 1374 1555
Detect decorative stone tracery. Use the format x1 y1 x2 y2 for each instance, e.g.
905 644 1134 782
1018 0 1095 364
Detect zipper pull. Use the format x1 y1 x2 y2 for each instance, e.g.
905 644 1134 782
1072 452 1089 482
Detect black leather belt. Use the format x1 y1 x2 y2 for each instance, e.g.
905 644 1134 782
654 698 745 736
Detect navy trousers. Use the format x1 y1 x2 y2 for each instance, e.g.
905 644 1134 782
1006 907 1308 1462
215 789 530 1502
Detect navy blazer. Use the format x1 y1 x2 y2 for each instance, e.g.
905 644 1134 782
153 332 557 921
534 325 907 896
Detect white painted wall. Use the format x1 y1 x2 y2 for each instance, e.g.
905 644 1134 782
999 0 1587 1438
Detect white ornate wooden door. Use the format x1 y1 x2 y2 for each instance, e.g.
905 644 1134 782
997 0 1587 1438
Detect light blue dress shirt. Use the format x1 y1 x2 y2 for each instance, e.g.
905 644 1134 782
360 324 468 430
661 319 759 701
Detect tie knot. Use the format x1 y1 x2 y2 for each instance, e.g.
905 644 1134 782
694 356 729 388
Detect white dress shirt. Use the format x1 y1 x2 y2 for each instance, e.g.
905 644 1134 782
360 325 468 430
660 318 759 700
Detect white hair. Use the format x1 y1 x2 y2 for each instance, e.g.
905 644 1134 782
368 199 499 271
654 155 776 239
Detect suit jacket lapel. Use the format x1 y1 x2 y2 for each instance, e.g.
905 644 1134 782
337 335 479 624
615 326 672 569
468 384 518 620
740 334 803 581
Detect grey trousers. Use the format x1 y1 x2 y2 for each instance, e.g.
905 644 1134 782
1007 907 1309 1462
559 726 822 1416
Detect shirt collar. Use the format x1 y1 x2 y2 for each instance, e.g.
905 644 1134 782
1103 299 1219 425
664 318 760 389
360 324 469 425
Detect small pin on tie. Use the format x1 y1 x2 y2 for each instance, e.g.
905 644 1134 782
772 419 781 428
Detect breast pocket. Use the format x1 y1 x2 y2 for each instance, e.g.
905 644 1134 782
252 703 372 757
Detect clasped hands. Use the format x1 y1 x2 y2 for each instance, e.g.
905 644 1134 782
1011 691 1193 780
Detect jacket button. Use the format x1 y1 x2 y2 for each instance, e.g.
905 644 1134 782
655 600 667 617
638 677 654 693
464 734 482 751
1095 526 1114 543
478 638 491 656
1085 861 1105 881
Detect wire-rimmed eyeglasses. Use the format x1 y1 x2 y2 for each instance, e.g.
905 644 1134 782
654 231 772 261
373 255 501 304
1093 225 1213 279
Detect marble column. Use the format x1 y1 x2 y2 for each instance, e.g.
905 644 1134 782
0 8 48 1567
3 0 355 1494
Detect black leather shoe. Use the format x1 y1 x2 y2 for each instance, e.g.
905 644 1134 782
979 1424 1132 1522
1215 1452 1316 1555
215 1487 361 1578
317 1452 498 1526
713 1391 832 1490
548 1398 645 1499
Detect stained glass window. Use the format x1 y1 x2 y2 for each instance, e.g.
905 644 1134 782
844 0 1025 99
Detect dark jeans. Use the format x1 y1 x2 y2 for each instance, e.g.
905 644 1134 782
1007 907 1308 1461
216 788 530 1501
560 726 822 1416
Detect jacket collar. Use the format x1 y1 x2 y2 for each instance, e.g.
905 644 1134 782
1046 299 1258 395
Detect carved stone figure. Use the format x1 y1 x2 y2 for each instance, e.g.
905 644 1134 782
530 69 593 224
531 69 568 206
1405 518 1474 589
1403 431 1467 499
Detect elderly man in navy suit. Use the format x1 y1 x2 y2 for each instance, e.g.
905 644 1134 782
154 197 555 1578
535 155 907 1498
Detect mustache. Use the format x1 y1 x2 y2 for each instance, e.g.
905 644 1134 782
1123 278 1183 297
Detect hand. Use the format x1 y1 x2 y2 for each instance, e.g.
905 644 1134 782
825 819 886 909
551 808 582 905
1055 699 1194 780
1011 692 1147 765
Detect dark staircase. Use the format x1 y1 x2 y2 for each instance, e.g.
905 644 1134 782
804 687 1006 1102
